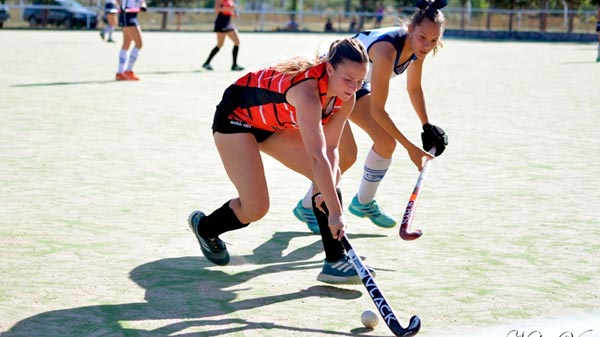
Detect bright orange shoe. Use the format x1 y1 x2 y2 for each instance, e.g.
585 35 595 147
124 70 140 81
115 72 130 81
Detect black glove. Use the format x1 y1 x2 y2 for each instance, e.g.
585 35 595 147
421 123 448 156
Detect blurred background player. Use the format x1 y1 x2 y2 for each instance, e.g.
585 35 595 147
202 0 244 71
293 0 448 234
115 0 147 80
188 38 374 285
99 0 118 43
596 5 600 62
374 1 384 28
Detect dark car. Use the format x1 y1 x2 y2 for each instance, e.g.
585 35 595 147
23 0 97 29
0 4 10 28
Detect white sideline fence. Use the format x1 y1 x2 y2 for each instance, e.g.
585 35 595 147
1 3 598 33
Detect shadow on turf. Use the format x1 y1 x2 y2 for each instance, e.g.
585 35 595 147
10 70 202 87
11 80 123 87
1 231 389 337
561 60 600 64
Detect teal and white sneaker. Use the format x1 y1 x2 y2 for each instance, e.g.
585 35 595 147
188 210 230 266
292 200 320 234
317 255 376 285
348 195 397 228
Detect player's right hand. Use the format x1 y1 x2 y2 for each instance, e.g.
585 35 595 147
327 213 346 240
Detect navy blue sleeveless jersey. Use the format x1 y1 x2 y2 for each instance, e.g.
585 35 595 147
354 27 417 83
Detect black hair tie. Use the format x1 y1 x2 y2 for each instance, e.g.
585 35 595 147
415 0 447 11
415 0 429 10
431 0 448 10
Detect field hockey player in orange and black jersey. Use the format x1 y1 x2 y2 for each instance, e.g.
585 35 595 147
201 0 244 71
188 38 380 285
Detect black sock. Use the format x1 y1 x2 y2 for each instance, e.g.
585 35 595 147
198 200 249 238
232 45 239 66
312 189 345 262
205 46 220 65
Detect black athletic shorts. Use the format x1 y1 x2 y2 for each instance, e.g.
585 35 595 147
119 12 139 27
214 13 235 32
104 3 118 13
212 110 274 143
212 87 274 143
356 82 371 100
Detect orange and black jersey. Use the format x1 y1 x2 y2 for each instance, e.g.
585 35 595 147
219 0 234 16
215 62 342 132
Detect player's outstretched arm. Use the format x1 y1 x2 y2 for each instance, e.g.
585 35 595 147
369 43 433 170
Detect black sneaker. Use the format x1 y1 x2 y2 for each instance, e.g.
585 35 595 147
202 63 214 71
231 64 244 71
188 210 230 266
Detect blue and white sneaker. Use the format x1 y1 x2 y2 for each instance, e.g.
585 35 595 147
317 255 376 285
348 195 397 228
292 200 320 234
188 210 230 266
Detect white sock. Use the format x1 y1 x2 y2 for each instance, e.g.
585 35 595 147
107 26 114 39
301 184 313 208
118 49 127 73
356 148 391 204
126 48 140 71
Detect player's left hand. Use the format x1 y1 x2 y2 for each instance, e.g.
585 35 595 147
421 123 448 156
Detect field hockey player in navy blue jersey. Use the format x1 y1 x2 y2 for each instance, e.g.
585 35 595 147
115 0 146 81
293 0 449 234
